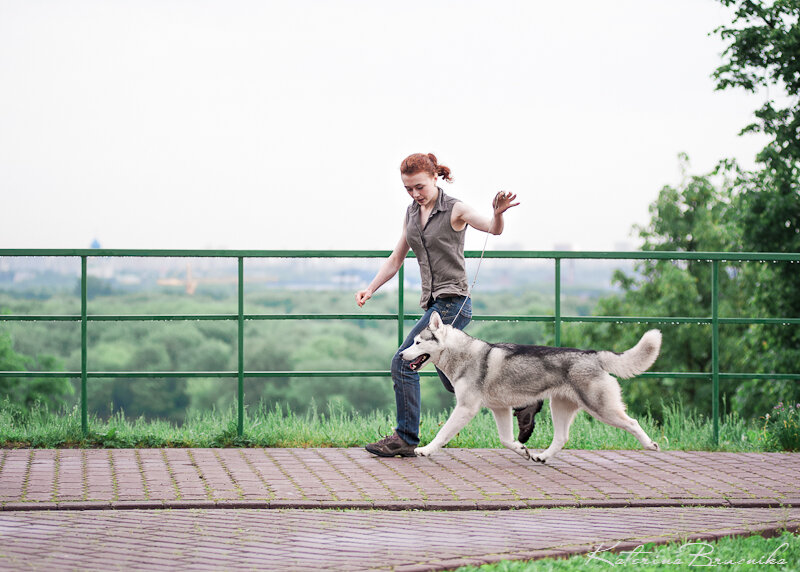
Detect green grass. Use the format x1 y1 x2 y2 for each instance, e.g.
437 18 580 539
0 399 785 451
455 530 800 571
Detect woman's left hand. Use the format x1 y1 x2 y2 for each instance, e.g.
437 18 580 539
493 191 520 214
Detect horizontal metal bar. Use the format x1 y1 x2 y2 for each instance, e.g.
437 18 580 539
636 372 712 379
405 316 800 325
0 371 79 378
2 370 798 381
718 318 800 325
469 315 555 322
0 315 82 322
90 313 401 322
0 314 237 322
0 313 401 322
245 314 398 321
243 371 401 378
545 316 800 325
88 314 236 322
1 313 550 323
618 373 800 381
560 316 711 324
0 314 704 324
719 373 800 380
473 251 800 262
4 314 798 326
0 371 235 378
0 249 393 258
2 249 800 262
0 370 417 378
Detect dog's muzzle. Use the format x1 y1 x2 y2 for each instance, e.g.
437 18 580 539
408 354 430 371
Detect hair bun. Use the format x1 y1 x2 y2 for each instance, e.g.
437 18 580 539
400 152 454 183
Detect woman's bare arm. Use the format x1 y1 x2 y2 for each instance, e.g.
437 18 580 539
356 221 410 307
452 191 519 235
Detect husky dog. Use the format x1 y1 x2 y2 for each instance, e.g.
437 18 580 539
401 312 662 463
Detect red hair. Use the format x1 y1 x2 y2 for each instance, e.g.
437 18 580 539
400 153 453 183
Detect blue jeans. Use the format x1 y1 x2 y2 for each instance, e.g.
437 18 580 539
392 295 472 445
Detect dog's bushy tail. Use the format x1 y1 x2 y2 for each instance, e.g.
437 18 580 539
598 330 662 379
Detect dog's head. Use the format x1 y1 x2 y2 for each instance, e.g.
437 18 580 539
400 311 449 371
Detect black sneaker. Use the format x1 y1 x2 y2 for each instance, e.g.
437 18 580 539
515 400 544 444
365 432 416 457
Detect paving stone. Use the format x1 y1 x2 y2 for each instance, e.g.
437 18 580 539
0 507 797 571
3 448 799 510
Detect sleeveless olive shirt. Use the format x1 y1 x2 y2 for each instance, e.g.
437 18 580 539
405 189 469 309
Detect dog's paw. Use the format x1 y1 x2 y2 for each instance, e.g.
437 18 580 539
415 446 432 457
516 444 531 460
531 454 547 464
649 441 661 452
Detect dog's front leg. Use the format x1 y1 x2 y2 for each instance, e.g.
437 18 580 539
490 407 530 460
416 400 481 457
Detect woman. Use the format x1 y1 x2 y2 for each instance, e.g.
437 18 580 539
356 152 540 457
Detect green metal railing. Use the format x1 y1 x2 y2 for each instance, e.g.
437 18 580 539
1 249 799 443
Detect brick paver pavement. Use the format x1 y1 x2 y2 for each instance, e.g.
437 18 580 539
2 448 798 509
1 506 798 571
1 448 799 570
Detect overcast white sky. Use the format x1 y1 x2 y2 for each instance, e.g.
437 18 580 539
0 0 769 252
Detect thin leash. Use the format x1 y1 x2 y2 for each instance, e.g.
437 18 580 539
455 224 491 321
454 191 506 320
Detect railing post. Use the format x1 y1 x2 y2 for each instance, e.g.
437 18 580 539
554 258 561 347
237 257 244 437
711 260 720 445
80 256 88 436
398 263 405 347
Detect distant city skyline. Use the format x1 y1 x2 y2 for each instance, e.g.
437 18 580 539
1 1 769 253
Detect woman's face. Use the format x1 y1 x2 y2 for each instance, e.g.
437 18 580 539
402 172 439 208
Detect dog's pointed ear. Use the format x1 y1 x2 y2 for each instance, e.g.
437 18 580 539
430 311 444 330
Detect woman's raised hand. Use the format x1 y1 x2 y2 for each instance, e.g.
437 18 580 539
493 191 520 214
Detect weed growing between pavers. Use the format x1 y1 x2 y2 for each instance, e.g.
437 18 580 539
761 403 800 452
455 530 800 571
0 399 792 452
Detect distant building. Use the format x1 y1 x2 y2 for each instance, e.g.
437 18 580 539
91 239 101 249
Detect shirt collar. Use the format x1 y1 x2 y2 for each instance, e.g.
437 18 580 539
432 187 446 213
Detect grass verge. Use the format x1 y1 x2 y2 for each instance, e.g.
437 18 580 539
455 530 800 571
0 399 785 451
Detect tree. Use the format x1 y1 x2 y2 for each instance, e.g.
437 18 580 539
713 0 800 180
713 0 800 414
0 332 74 411
74 276 115 300
571 156 749 418
712 0 800 260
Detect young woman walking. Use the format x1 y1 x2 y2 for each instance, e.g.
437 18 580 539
356 152 542 457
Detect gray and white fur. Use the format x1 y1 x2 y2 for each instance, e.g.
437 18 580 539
401 312 662 463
